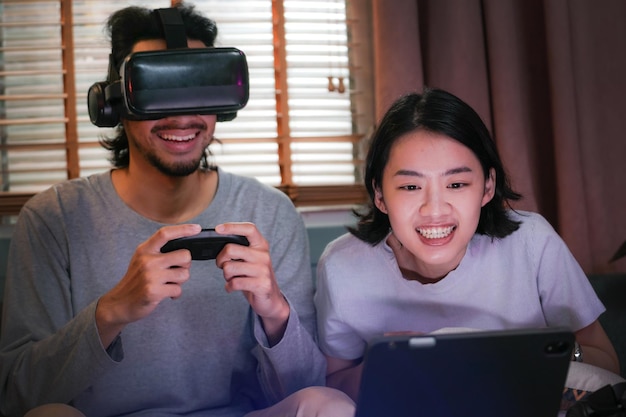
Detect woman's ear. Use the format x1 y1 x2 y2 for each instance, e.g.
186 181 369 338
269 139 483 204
481 168 496 207
374 184 388 214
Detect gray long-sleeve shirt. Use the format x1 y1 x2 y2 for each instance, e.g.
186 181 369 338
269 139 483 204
0 168 325 417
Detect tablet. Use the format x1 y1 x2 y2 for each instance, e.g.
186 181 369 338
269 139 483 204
355 328 574 417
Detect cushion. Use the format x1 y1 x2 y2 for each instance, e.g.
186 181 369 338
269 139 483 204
561 362 626 412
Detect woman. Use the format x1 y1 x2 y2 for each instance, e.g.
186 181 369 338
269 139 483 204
314 88 620 401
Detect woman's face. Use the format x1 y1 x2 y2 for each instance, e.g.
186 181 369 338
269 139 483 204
374 130 495 281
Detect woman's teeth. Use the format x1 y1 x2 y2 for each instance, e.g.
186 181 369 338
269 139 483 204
417 226 455 239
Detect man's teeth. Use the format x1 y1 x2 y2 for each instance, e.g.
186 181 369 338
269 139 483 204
417 226 455 239
160 133 196 142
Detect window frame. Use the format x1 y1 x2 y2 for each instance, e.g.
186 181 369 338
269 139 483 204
0 0 372 219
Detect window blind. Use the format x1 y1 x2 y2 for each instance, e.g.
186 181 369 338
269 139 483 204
0 0 372 219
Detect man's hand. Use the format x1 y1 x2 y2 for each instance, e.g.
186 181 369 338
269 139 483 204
214 222 290 346
95 223 202 348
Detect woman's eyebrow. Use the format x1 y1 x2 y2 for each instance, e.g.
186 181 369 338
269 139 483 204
392 166 473 177
393 169 423 177
444 166 473 176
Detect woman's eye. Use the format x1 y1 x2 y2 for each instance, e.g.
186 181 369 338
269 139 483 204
400 185 418 191
448 183 466 189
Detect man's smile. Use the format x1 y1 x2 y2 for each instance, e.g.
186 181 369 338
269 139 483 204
158 132 197 142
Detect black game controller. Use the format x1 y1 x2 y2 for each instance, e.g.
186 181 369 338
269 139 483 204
160 229 250 260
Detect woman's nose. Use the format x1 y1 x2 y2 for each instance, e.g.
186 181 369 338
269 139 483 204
419 188 449 216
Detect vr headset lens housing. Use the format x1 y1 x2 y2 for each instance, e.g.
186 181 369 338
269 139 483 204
121 47 249 119
89 47 249 126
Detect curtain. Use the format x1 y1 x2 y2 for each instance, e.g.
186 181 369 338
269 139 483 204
371 0 626 274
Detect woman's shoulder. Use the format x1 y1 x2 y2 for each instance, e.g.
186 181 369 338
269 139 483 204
326 231 373 249
320 232 381 264
473 210 564 257
507 210 558 237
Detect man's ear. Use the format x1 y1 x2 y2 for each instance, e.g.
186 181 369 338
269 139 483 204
374 184 388 214
481 168 496 207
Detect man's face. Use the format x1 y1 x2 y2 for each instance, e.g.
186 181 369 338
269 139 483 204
122 39 217 177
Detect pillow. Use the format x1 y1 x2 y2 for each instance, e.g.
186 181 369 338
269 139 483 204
561 362 626 412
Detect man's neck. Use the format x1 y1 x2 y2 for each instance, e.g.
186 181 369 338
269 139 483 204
111 165 218 224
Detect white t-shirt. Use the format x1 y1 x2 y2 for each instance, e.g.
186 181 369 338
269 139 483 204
315 210 604 360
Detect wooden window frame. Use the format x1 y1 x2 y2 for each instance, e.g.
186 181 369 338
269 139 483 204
0 0 371 218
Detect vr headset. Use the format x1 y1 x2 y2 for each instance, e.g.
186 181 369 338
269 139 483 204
88 7 249 127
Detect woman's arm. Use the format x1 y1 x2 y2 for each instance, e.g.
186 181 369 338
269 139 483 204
326 355 364 402
575 320 620 374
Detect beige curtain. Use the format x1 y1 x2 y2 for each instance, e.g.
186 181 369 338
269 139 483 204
371 0 626 274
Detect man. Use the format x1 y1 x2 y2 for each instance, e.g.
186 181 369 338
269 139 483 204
0 3 354 416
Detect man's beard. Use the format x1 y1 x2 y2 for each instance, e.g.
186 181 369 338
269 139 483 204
145 151 204 177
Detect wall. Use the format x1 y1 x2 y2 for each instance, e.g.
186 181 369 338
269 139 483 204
300 207 356 280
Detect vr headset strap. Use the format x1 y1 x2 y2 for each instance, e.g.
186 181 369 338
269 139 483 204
155 8 188 49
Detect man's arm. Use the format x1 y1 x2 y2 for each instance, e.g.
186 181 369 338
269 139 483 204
0 205 203 416
0 206 117 416
215 207 326 404
95 224 202 347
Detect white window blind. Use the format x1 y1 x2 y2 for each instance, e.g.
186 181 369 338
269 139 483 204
0 0 373 219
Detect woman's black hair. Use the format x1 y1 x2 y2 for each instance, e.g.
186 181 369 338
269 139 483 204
99 2 218 169
350 87 522 244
